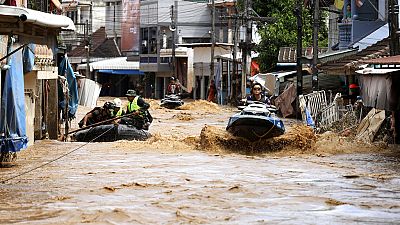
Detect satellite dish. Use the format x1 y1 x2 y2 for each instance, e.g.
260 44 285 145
169 25 176 32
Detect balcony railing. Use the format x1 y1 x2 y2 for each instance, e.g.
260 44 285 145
338 22 352 50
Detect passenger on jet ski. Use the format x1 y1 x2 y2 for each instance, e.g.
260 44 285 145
246 82 271 105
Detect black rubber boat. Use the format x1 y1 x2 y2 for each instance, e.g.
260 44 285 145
73 124 151 142
226 103 285 141
160 94 184 109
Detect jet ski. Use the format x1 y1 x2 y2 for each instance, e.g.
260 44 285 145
160 94 184 109
73 124 151 142
226 102 285 141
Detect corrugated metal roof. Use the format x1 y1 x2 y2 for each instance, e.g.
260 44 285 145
69 27 121 58
77 57 140 71
320 38 390 75
352 24 389 51
362 55 400 65
278 47 329 63
356 67 400 75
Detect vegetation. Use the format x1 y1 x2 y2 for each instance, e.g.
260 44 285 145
250 0 329 72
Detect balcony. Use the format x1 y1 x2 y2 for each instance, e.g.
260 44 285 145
338 22 352 49
338 19 386 50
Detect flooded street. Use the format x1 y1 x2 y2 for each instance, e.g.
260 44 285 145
1 99 400 224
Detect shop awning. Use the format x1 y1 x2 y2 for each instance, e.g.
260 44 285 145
77 57 140 71
98 69 144 75
0 5 75 30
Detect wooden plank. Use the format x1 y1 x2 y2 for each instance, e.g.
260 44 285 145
47 79 58 140
34 79 43 140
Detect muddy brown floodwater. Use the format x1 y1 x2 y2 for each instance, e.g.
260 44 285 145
1 98 400 224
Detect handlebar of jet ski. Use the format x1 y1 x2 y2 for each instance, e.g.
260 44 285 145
237 100 277 111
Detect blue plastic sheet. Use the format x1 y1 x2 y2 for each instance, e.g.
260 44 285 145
0 46 28 153
23 44 35 74
58 56 79 119
305 107 315 128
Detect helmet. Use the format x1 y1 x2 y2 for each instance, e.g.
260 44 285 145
349 83 359 89
103 101 116 110
170 76 176 81
126 89 137 96
113 98 122 108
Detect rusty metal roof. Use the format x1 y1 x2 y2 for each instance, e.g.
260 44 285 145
319 38 390 75
362 55 400 65
278 47 329 63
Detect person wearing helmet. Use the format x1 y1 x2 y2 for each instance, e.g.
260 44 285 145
78 101 115 128
112 98 125 117
166 76 181 95
123 89 153 130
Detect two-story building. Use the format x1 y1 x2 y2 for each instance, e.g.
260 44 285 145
140 0 238 99
319 0 392 97
0 2 75 160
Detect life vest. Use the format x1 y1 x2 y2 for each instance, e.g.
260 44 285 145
127 96 140 113
112 108 124 117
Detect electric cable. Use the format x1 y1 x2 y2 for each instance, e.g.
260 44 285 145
0 125 115 184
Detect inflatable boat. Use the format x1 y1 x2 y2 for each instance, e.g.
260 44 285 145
73 124 151 142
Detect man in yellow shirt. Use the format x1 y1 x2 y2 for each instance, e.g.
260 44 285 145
123 89 152 130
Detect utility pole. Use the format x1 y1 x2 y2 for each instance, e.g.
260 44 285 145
210 0 216 79
232 14 238 103
241 0 249 98
170 4 177 77
312 0 319 91
224 2 273 101
295 0 303 98
85 19 91 80
389 0 399 56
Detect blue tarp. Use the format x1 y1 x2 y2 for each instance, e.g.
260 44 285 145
23 44 35 74
0 46 28 153
98 69 144 75
58 56 79 119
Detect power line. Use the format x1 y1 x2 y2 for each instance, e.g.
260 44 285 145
1 126 115 184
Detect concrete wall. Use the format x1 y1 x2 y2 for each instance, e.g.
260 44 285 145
24 72 37 146
193 46 230 63
105 3 122 37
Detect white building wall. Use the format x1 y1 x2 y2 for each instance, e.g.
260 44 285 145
193 46 230 63
105 3 122 37
24 72 36 147
187 48 194 92
93 6 106 31
158 0 175 23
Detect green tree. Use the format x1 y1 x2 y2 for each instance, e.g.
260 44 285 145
251 0 328 72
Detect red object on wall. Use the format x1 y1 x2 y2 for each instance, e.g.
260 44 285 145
251 61 260 76
4 0 17 6
349 83 359 89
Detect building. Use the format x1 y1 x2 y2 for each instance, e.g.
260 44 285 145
139 0 238 99
0 3 75 156
61 0 107 52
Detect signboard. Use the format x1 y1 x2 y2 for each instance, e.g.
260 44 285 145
0 35 7 65
121 0 140 54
